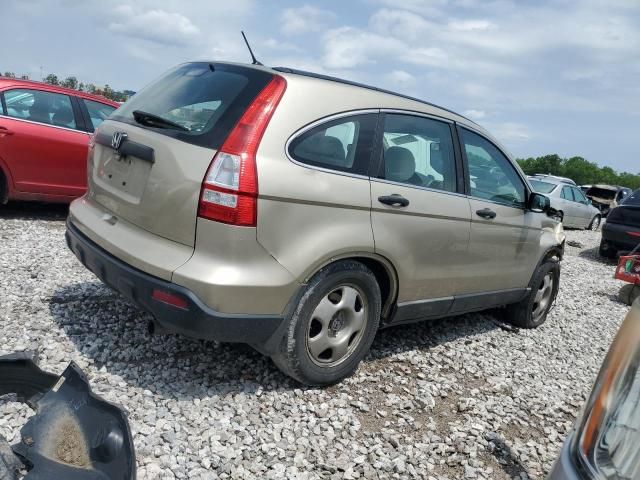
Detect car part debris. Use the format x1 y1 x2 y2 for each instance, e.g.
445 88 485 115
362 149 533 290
0 353 136 479
614 242 640 306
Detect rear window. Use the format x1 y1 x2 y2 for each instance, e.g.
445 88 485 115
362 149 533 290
622 189 640 206
586 187 617 200
529 179 556 194
111 63 272 148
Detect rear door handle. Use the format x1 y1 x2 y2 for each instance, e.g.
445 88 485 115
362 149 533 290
378 194 409 207
0 126 14 136
476 208 497 219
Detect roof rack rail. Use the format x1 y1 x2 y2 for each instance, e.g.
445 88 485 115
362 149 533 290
273 67 478 125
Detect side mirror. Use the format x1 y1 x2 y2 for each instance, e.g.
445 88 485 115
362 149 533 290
529 192 550 213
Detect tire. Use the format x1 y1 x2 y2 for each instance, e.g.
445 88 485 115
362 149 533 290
271 260 381 386
588 215 601 231
599 240 616 259
505 260 560 328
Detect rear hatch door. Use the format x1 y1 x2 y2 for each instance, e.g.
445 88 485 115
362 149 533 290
88 63 273 246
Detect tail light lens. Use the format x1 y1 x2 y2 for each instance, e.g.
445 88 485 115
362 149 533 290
198 75 287 226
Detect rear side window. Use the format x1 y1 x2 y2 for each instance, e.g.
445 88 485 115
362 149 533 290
3 88 77 129
111 63 273 148
379 113 457 193
83 99 116 131
289 114 378 175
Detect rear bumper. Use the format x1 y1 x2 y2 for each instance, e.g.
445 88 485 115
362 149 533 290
602 221 640 252
66 221 286 348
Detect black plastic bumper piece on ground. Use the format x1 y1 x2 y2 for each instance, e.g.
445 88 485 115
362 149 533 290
65 221 285 347
0 353 136 479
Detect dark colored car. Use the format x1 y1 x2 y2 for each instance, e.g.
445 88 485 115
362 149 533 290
600 189 640 258
548 298 640 479
0 78 119 204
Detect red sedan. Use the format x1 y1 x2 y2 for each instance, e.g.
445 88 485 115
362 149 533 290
0 78 119 204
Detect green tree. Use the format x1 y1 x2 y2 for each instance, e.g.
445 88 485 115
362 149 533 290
3 71 16 78
562 156 600 185
61 76 79 90
43 74 59 85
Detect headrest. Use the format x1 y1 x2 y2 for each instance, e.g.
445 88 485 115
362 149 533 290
385 146 415 182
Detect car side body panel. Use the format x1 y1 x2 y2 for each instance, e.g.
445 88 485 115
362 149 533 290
0 78 118 203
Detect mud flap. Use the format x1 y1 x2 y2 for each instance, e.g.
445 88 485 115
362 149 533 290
0 353 136 479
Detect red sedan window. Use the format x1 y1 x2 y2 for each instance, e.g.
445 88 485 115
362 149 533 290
3 88 77 129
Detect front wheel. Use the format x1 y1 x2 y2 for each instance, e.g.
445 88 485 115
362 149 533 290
588 215 601 231
505 260 560 328
271 260 381 386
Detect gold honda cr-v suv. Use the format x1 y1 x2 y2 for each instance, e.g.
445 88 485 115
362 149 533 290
66 62 565 385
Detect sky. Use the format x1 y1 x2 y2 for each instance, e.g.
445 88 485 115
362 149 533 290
1 0 639 172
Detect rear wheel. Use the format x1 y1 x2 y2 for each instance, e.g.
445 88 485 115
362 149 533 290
588 214 601 231
271 260 381 386
505 260 560 328
599 239 617 259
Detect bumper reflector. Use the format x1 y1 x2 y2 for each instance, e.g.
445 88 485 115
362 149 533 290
152 289 189 310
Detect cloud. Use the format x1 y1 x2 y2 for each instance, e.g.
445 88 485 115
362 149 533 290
487 122 532 143
108 5 200 46
448 19 494 31
463 109 486 120
281 5 336 35
386 70 417 87
322 27 405 69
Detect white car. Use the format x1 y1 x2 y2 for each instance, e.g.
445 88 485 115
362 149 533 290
529 177 602 229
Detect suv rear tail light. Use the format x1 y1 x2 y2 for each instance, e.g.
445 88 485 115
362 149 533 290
198 75 287 226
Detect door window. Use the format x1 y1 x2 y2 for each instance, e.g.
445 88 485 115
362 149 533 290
82 99 116 130
289 114 377 175
572 187 588 204
461 128 526 207
2 89 77 129
561 186 575 201
379 114 457 192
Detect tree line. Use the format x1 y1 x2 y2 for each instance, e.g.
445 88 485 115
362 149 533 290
517 154 639 190
2 71 134 102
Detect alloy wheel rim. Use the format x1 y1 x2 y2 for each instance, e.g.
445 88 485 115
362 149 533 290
306 285 367 367
532 273 554 321
592 217 600 230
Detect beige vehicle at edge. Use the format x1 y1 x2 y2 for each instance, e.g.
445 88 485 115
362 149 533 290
66 62 566 385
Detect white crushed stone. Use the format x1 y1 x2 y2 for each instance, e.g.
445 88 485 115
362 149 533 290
0 204 629 479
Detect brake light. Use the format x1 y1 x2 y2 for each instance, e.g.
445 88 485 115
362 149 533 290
198 75 287 226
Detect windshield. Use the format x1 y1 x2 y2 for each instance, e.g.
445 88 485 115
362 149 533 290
529 179 557 194
111 62 272 148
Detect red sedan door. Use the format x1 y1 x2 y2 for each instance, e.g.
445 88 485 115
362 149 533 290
0 87 89 199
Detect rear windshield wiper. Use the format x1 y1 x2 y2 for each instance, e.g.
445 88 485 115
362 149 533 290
132 110 190 132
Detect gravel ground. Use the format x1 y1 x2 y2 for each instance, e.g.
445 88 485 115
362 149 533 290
0 202 631 479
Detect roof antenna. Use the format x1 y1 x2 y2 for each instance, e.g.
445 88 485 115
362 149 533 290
241 31 263 66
